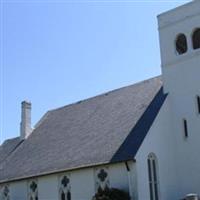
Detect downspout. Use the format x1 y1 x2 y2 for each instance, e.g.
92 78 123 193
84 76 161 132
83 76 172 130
125 161 133 200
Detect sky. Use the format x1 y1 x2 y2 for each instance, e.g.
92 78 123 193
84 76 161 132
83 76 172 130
0 0 188 144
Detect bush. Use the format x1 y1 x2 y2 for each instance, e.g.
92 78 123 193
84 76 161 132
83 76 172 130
92 187 130 200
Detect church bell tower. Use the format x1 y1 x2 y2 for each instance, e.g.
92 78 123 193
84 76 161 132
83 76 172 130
157 0 200 195
158 0 200 95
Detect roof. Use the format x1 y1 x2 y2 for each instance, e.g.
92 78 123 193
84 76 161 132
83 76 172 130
0 76 166 183
0 137 23 164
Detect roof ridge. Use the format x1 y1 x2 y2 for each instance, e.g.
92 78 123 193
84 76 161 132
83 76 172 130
50 75 162 112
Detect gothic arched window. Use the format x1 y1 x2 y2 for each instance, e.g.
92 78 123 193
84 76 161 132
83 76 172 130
95 167 110 193
61 191 65 200
147 153 160 200
1 185 10 200
28 180 38 200
175 34 188 55
192 28 200 49
59 175 71 200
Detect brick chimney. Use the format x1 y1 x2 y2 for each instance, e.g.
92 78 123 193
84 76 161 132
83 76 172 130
20 101 32 139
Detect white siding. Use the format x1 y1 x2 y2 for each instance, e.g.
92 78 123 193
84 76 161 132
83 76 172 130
2 162 133 200
109 163 129 192
38 175 58 200
136 98 179 200
158 0 200 198
10 181 27 200
70 168 95 200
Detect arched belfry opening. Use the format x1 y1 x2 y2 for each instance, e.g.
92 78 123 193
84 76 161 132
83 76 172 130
175 34 188 55
192 28 200 49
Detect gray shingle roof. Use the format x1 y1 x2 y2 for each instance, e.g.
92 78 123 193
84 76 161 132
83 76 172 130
0 137 23 164
0 76 165 183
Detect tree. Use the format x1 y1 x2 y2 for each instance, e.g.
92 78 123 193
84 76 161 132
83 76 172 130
92 187 130 200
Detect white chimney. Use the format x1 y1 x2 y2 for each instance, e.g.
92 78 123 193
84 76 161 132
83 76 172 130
20 101 32 139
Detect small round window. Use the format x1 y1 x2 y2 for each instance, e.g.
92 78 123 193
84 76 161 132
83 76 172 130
175 34 188 55
192 28 200 50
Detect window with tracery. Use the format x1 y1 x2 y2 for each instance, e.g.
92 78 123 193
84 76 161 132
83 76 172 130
28 180 38 200
95 167 110 193
1 185 10 200
59 175 71 200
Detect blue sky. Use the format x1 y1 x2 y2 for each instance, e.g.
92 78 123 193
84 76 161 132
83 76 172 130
0 0 188 143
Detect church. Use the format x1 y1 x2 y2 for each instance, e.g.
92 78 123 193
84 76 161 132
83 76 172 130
0 1 200 200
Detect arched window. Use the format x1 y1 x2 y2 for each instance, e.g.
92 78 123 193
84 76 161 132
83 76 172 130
1 185 10 200
192 28 200 49
147 153 159 200
61 191 65 200
196 95 200 114
59 175 71 200
28 180 38 200
95 167 110 193
175 34 188 55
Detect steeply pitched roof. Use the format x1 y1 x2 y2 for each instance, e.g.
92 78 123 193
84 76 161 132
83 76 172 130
0 137 23 164
0 76 166 183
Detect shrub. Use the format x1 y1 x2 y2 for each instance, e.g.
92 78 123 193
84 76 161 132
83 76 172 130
92 187 130 200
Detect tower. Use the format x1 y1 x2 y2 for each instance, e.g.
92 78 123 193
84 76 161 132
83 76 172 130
158 0 200 196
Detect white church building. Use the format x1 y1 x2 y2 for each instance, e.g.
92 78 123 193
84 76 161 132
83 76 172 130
0 1 200 200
